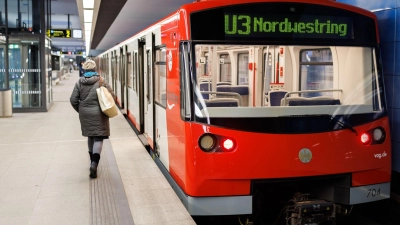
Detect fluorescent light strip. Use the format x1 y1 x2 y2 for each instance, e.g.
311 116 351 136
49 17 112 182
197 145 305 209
84 10 93 23
83 0 95 9
85 23 92 31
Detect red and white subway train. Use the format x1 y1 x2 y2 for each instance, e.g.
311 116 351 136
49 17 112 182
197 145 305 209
95 0 391 223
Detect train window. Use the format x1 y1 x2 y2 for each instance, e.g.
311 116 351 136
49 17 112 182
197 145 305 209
147 50 151 104
192 44 383 121
197 50 209 77
101 58 103 76
104 59 107 74
219 54 231 83
112 53 117 80
111 53 114 79
263 52 273 94
134 52 138 93
121 53 125 85
195 47 211 84
237 53 249 85
204 52 209 77
299 49 333 97
104 56 108 78
116 55 120 81
155 48 166 107
127 53 132 88
180 42 191 119
107 55 109 77
132 52 135 91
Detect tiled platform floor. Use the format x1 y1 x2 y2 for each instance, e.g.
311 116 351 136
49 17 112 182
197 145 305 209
0 71 195 225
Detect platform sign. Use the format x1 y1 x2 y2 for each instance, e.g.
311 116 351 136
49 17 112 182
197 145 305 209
61 51 83 55
47 29 71 38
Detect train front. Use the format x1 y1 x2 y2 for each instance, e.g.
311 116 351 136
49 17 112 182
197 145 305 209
178 0 391 220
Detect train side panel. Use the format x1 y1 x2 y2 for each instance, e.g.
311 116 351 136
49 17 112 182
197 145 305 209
126 41 141 131
162 13 188 189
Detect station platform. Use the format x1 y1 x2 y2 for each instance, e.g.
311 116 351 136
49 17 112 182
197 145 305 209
0 71 196 225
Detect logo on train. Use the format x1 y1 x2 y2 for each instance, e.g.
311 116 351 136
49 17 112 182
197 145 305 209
299 148 312 163
374 151 387 159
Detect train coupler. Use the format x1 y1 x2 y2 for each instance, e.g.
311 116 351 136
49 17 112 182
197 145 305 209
285 193 336 225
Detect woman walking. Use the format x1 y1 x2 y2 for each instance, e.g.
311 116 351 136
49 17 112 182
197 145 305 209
70 59 116 178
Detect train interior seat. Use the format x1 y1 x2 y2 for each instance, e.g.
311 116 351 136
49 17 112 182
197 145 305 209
217 82 232 86
204 98 239 107
281 96 340 106
199 82 211 100
289 99 341 106
267 90 289 106
216 85 249 106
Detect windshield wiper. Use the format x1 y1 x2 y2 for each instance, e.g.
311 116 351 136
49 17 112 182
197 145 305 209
326 115 358 136
285 114 358 135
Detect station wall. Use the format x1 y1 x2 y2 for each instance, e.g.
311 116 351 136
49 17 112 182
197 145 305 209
337 0 400 172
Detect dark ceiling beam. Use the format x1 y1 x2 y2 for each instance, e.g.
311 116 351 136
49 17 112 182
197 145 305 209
91 0 127 49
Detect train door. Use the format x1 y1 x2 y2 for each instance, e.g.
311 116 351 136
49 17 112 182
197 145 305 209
126 48 131 115
138 39 145 133
266 46 284 90
144 33 155 149
107 54 112 86
262 47 272 104
111 51 117 99
120 47 126 110
154 45 167 163
116 50 122 107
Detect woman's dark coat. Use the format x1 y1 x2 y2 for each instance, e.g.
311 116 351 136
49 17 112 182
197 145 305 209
70 75 115 137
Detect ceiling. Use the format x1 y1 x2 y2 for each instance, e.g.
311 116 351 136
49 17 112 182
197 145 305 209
51 0 194 56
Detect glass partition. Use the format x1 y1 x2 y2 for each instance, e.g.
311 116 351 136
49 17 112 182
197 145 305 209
8 36 41 107
0 1 4 89
45 38 52 107
7 0 36 32
0 37 5 89
0 0 51 111
0 0 5 28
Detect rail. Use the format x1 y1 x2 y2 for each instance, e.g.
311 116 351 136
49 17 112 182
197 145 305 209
200 91 243 106
281 89 342 106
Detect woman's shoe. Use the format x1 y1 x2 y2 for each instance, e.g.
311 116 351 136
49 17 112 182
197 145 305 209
88 152 93 170
89 162 98 178
89 153 100 178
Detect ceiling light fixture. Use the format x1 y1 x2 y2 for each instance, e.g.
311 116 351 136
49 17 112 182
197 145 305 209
83 0 95 9
83 10 93 23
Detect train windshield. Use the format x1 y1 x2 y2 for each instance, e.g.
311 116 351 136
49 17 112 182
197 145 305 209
191 44 383 120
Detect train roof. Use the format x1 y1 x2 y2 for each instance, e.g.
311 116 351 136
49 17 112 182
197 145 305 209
98 0 378 56
180 0 375 18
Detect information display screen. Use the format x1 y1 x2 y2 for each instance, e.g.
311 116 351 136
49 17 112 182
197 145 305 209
190 2 377 44
46 29 71 38
224 14 353 39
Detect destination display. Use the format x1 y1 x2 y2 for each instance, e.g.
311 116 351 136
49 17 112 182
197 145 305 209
224 14 353 39
190 2 377 44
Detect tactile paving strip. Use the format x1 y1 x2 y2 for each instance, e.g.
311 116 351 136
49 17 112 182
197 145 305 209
90 139 135 225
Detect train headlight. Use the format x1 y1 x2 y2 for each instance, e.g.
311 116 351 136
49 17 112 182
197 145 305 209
199 134 217 152
361 132 371 145
373 127 385 143
221 138 235 152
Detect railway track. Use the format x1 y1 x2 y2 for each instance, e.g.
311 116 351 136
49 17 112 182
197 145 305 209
193 197 400 225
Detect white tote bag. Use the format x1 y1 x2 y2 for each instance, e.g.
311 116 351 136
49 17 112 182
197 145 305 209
96 81 118 118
